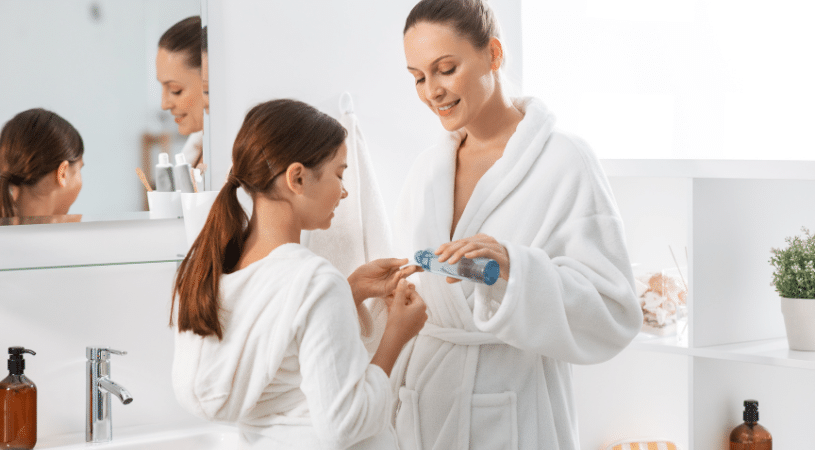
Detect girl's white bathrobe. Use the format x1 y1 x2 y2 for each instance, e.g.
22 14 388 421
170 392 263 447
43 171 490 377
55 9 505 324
392 97 643 450
172 243 398 450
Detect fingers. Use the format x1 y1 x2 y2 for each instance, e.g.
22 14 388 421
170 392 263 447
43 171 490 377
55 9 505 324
375 257 409 269
445 276 462 284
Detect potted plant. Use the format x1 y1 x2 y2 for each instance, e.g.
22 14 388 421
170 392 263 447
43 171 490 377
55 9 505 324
769 227 815 351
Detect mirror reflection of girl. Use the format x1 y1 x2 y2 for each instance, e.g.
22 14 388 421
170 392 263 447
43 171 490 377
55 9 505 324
0 108 84 220
171 99 427 450
393 0 643 448
156 16 206 172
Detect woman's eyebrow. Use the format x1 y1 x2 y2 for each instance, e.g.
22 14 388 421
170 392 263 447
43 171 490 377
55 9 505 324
407 54 454 71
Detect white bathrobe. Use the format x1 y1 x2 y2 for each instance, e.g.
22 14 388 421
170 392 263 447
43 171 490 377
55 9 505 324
391 97 643 450
172 243 398 450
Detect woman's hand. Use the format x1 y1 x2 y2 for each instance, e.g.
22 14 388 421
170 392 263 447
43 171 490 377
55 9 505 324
347 258 421 306
435 233 510 283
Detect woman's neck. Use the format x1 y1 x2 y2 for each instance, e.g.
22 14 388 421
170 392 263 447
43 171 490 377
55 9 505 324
235 196 301 270
461 92 524 152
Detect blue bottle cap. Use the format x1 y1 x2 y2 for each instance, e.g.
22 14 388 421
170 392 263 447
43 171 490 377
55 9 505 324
483 260 500 285
414 249 434 270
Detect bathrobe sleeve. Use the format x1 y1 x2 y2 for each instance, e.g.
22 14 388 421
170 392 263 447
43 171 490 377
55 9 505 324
294 271 392 449
471 133 642 365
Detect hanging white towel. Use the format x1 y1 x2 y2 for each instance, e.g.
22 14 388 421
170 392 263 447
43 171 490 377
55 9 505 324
303 92 392 354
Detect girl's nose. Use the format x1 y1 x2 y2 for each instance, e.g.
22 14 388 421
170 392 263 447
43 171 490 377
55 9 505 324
341 185 348 199
160 90 172 110
424 77 443 101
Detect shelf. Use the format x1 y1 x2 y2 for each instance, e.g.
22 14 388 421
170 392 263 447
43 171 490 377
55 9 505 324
692 337 815 370
628 332 689 355
601 159 815 180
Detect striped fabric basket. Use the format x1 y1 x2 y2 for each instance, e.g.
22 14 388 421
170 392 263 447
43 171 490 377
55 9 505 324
605 440 680 450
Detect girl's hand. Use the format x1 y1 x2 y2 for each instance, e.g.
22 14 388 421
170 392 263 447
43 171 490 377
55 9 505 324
387 279 427 344
348 258 421 306
435 233 510 283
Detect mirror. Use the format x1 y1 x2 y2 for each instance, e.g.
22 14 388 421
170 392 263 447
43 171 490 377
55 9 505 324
0 0 202 225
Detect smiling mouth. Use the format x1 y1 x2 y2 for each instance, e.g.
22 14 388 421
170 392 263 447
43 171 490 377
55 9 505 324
437 100 459 116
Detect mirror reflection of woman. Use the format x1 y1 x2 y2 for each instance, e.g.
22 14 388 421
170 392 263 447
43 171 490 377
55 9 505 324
156 16 206 172
393 0 643 449
0 108 84 220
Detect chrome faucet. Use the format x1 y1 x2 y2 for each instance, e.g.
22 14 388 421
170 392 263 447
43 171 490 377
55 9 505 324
86 347 133 443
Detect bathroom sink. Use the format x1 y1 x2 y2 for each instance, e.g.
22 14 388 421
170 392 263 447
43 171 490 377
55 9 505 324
36 423 240 449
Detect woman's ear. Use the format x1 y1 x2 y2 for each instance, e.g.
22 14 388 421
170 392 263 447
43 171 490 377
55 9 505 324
489 37 504 71
284 162 306 194
55 160 70 188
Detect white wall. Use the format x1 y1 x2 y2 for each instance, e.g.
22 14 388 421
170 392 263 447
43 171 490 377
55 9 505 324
207 0 523 226
522 0 815 160
1 0 199 215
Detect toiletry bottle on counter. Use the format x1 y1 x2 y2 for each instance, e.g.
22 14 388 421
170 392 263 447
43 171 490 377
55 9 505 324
414 248 500 285
173 153 195 193
1 347 37 450
730 399 772 449
155 152 175 192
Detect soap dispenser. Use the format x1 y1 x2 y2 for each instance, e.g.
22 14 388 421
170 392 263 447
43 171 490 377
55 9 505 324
1 347 37 449
730 399 772 449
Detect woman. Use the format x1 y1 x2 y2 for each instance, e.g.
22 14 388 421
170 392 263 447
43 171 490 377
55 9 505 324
156 16 206 171
393 1 643 449
171 99 427 449
0 108 84 219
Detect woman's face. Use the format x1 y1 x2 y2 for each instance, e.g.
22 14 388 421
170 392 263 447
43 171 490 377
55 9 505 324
156 48 204 135
202 52 209 114
404 21 496 131
301 144 348 230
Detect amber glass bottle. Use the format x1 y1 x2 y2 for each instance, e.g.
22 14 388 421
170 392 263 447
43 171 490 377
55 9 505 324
0 347 37 450
730 399 771 450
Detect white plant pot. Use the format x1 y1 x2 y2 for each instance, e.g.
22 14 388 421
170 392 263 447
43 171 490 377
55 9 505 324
779 297 815 351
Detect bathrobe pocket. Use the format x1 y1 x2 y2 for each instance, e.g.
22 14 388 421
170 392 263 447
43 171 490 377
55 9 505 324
396 387 422 450
470 391 519 450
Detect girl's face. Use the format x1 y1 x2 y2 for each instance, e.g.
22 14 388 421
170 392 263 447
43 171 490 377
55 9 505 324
156 48 204 135
202 52 209 115
300 144 348 230
404 21 496 131
55 158 83 215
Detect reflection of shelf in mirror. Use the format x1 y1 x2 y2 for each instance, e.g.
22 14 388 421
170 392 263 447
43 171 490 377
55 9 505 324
628 332 689 355
0 259 183 273
693 337 815 370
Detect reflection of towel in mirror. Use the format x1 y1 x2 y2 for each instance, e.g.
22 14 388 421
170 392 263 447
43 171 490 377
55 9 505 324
302 92 392 355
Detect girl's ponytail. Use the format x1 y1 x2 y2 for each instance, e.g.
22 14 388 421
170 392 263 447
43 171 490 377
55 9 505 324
171 171 247 339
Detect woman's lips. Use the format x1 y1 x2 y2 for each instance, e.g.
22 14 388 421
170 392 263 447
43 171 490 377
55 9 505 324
174 115 185 123
437 99 459 117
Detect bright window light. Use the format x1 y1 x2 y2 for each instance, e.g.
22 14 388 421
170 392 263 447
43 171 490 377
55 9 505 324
522 0 815 160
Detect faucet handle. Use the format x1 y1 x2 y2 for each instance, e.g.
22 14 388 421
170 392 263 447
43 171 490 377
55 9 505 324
86 347 128 361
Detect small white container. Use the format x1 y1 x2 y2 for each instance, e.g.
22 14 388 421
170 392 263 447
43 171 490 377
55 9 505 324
146 191 182 219
180 191 220 247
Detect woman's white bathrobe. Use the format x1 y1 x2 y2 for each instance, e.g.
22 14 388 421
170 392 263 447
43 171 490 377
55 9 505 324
391 97 643 450
172 243 398 450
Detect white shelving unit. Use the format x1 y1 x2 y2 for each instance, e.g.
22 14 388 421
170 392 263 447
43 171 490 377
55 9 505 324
573 159 815 450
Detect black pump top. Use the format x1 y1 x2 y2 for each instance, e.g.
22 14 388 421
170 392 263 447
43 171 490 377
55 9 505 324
743 399 759 423
8 347 36 375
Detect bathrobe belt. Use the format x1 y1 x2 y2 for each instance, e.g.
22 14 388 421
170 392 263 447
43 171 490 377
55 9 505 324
419 322 502 346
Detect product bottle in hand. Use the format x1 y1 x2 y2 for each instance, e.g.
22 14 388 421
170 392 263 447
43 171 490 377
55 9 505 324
1 347 37 450
730 399 771 450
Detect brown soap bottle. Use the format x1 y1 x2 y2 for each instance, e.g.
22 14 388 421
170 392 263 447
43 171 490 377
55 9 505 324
730 399 772 450
1 347 37 450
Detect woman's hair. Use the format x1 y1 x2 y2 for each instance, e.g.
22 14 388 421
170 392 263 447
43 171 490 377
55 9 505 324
201 25 208 54
159 16 202 69
404 0 501 50
0 108 84 218
171 99 347 339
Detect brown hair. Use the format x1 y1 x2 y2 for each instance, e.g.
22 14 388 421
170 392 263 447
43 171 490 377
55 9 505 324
159 16 202 69
404 0 501 50
0 108 84 218
171 99 347 339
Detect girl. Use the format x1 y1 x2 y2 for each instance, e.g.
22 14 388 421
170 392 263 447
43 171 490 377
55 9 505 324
171 99 427 449
0 108 84 219
393 0 643 448
156 16 206 171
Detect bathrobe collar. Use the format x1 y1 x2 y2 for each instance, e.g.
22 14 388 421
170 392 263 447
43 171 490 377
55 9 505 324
427 97 557 244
